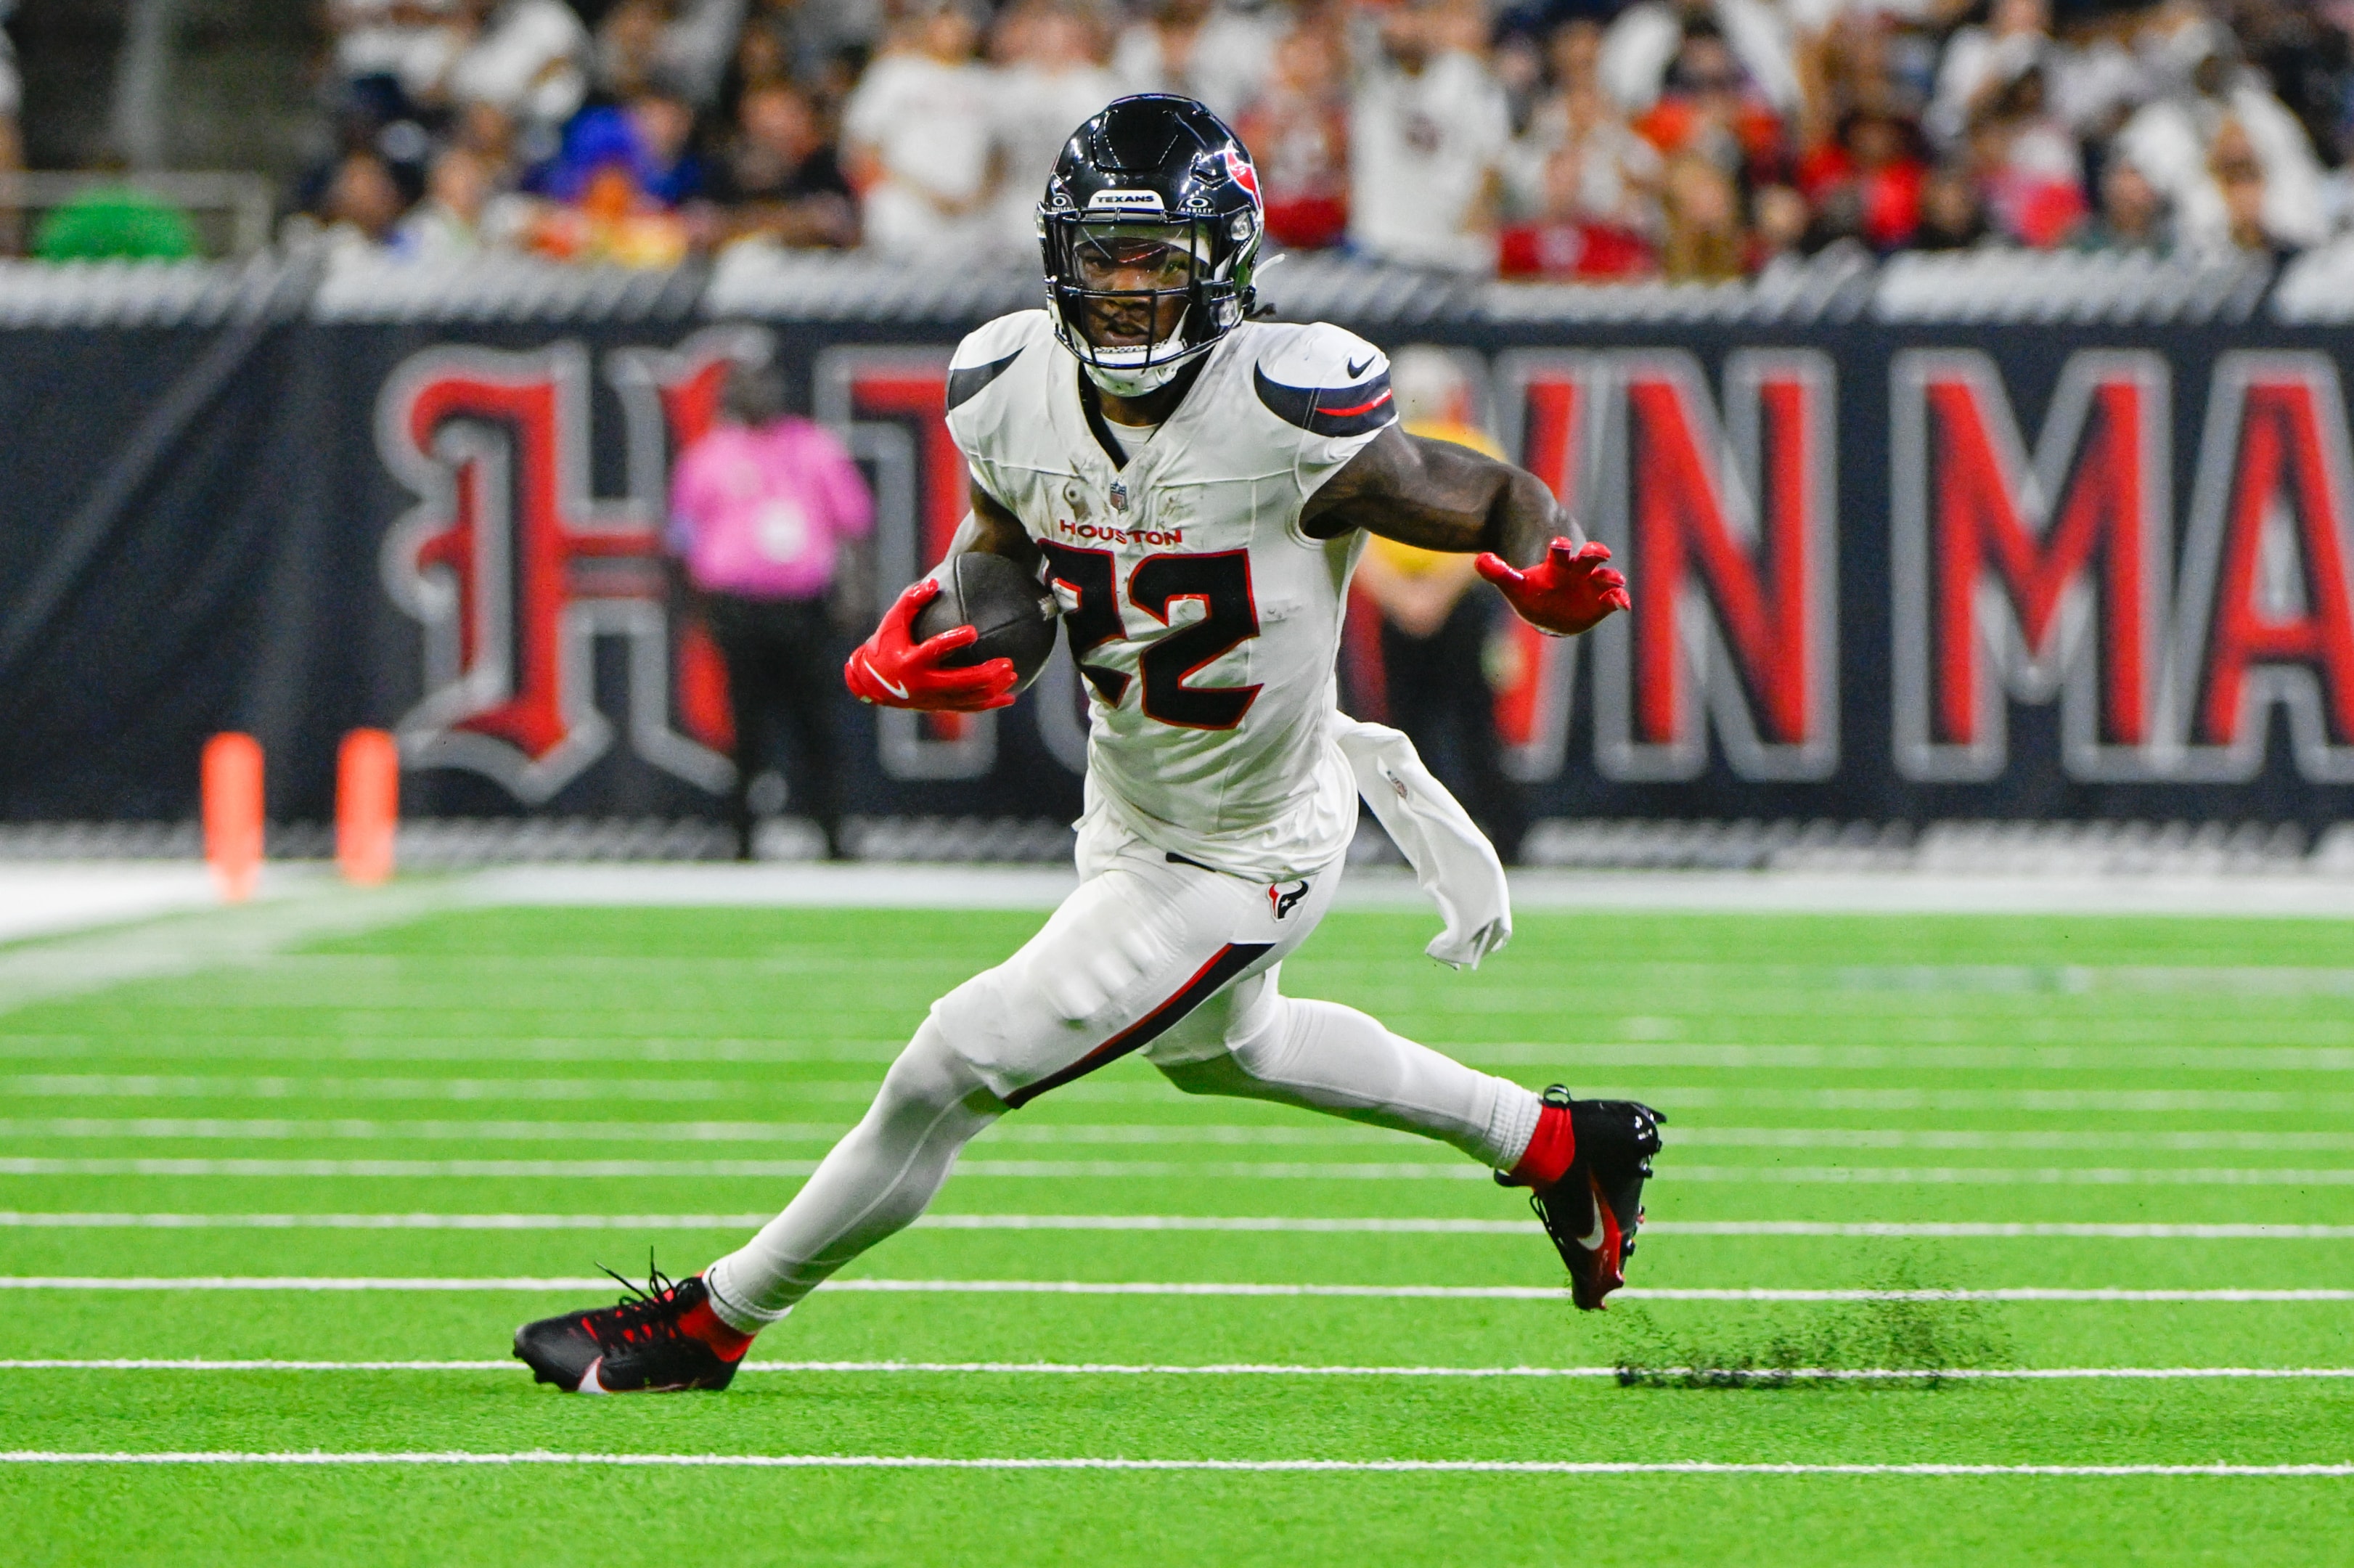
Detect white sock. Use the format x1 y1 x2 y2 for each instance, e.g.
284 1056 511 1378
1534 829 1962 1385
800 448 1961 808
1163 995 1542 1169
703 1016 998 1331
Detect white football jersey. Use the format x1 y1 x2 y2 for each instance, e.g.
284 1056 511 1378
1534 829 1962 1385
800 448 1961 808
944 310 1397 881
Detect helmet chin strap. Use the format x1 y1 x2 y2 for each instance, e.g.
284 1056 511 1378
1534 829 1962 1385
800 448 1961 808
1080 356 1190 398
1068 298 1203 398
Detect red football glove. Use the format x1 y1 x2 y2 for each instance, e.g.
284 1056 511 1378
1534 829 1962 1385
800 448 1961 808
1475 539 1630 637
843 579 1018 712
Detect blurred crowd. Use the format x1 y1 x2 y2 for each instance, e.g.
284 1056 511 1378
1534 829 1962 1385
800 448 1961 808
73 0 2354 274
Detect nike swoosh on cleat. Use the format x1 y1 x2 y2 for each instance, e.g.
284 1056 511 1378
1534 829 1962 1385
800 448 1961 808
1574 1204 1606 1251
1346 356 1373 379
576 1357 608 1395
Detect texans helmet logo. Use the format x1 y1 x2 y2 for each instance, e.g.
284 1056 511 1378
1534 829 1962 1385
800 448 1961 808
1221 149 1262 211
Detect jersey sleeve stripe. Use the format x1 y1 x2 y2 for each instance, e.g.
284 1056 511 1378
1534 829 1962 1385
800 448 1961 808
1253 364 1399 439
1318 390 1395 419
947 348 1026 412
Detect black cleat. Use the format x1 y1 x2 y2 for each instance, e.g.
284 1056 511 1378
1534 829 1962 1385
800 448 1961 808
1510 1087 1666 1310
513 1262 746 1394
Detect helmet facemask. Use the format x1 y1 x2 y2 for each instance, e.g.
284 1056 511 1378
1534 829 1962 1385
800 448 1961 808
1042 211 1255 397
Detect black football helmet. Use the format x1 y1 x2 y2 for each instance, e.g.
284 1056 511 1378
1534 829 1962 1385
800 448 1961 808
1037 94 1264 396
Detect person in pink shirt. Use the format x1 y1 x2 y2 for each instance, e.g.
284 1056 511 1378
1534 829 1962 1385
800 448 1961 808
668 362 874 859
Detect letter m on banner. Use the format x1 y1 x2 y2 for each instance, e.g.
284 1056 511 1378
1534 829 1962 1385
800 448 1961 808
1892 350 2170 783
1593 350 1838 781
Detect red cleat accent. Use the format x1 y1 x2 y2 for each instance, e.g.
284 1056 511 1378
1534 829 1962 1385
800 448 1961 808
1504 1101 1577 1189
675 1297 752 1362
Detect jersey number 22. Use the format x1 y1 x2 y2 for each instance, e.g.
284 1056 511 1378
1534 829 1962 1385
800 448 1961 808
1038 542 1262 730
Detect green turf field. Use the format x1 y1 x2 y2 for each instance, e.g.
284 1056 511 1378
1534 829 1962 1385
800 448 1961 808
1 898 2350 1564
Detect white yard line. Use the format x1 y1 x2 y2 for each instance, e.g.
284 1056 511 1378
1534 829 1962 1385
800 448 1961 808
0 1276 2345 1302
1 1450 2347 1476
3 1359 2351 1381
463 862 2354 920
4 1358 2352 1381
0 867 219 945
462 864 1083 910
0 1119 1409 1147
0 1077 756 1103
12 1041 2350 1071
9 1119 2353 1153
0 880 448 1018
1442 1045 2354 1071
6 1212 2347 1239
13 1077 2354 1116
4 1156 2350 1184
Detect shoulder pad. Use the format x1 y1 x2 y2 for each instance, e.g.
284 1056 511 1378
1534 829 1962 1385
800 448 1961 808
948 311 1050 412
1251 323 1395 439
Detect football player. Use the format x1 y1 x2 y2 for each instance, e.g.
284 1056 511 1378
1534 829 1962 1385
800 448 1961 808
516 95 1662 1394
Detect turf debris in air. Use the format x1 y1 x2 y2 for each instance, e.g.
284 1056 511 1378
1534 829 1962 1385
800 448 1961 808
1604 1251 2011 1390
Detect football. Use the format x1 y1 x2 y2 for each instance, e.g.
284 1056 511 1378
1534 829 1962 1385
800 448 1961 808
911 550 1060 693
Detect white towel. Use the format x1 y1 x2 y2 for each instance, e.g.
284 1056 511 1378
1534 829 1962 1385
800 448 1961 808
1331 716 1513 970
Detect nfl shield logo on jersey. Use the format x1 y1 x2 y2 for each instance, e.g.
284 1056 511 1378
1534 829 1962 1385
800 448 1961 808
1108 481 1129 511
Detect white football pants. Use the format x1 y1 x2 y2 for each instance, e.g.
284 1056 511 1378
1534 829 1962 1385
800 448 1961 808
703 817 1544 1328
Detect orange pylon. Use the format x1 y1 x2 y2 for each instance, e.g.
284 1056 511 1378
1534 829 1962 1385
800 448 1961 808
201 732 264 903
337 728 399 886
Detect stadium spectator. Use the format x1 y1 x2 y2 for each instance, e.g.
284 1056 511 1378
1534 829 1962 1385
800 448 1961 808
1349 0 1512 271
2114 12 2327 255
328 0 465 114
595 0 749 107
841 0 1000 259
2073 143 2170 252
668 359 874 862
1659 150 1747 277
1601 0 1802 121
1112 0 1280 126
1633 20 1794 189
169 0 2354 277
1351 347 1527 862
1789 4 1943 153
706 81 858 247
536 96 703 207
1928 0 2140 152
1796 99 1925 250
725 0 885 109
1233 17 1354 250
520 97 699 263
1964 55 2088 246
1498 24 1663 277
443 0 592 142
1912 157 1993 248
2237 0 2354 169
724 3 798 105
990 1 1123 256
392 144 506 256
454 98 524 173
1752 176 1812 259
313 149 414 254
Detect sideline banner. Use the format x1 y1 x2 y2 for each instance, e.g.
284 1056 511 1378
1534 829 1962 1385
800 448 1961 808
2 294 2351 830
